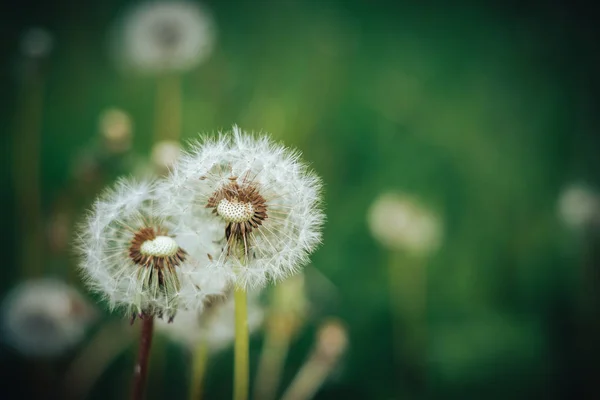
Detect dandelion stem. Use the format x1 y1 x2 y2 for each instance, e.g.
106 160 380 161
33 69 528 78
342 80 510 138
132 315 155 400
13 63 45 278
389 251 426 393
189 340 208 400
154 74 181 144
234 286 249 400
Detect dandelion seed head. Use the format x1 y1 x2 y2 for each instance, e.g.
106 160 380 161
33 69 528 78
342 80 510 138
77 178 228 321
158 126 324 290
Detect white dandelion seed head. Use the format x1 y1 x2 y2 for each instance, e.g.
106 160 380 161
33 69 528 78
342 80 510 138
1 279 95 357
77 178 229 321
113 1 216 74
156 291 263 352
157 126 325 290
368 192 442 255
557 183 600 231
20 27 53 58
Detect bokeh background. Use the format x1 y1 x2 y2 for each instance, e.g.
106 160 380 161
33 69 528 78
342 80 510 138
2 0 600 399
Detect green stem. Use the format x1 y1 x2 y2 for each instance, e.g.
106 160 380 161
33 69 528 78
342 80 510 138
189 341 208 400
154 74 182 144
234 286 249 400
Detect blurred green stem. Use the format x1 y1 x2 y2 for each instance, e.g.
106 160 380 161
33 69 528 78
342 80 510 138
154 74 182 144
389 251 427 390
189 340 208 400
13 65 45 278
234 286 249 400
253 314 292 400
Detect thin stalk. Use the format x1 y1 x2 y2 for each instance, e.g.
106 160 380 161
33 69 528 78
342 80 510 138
389 251 426 391
189 341 208 400
280 356 329 400
131 315 155 400
234 286 249 400
13 65 45 278
64 322 134 400
153 74 182 144
253 316 291 400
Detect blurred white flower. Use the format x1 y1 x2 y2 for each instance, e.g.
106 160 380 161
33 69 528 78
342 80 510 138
99 108 133 153
20 28 53 58
368 193 442 255
2 279 95 357
113 1 216 73
557 183 600 230
157 291 263 352
151 140 181 174
158 126 325 289
77 178 228 321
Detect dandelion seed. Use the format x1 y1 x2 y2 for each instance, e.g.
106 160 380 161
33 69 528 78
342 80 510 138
1 279 95 357
159 126 325 290
77 178 228 321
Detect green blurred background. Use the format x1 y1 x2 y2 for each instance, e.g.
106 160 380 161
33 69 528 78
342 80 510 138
2 0 600 399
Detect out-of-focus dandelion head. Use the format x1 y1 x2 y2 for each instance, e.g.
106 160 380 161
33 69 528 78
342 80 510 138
157 291 263 352
557 183 600 231
99 108 133 153
315 318 348 363
151 140 181 175
99 108 133 152
113 1 216 74
1 279 95 357
20 28 53 58
368 192 442 255
159 126 325 290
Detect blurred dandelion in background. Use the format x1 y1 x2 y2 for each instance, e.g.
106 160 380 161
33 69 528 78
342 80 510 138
368 193 442 256
151 140 182 175
557 183 600 232
280 318 348 400
99 108 134 154
113 1 215 74
20 28 53 59
110 0 216 144
2 279 95 357
368 192 443 394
